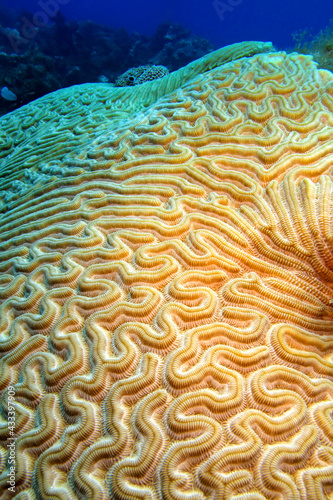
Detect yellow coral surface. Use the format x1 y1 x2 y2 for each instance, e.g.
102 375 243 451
1 43 333 499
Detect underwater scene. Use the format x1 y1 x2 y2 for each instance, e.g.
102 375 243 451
0 0 333 499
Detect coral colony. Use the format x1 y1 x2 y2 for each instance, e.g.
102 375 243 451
1 39 333 498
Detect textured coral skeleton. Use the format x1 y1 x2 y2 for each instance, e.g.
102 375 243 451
0 41 333 499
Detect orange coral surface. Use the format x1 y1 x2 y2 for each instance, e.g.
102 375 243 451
1 50 333 499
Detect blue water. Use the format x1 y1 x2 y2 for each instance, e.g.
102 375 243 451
3 0 333 49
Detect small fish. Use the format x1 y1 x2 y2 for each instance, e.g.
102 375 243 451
1 86 17 101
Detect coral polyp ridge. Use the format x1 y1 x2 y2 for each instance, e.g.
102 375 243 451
0 41 333 499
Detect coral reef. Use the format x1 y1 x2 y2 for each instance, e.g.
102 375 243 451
292 19 333 72
1 41 333 499
0 9 214 117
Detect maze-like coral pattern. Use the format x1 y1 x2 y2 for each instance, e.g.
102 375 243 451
1 50 333 499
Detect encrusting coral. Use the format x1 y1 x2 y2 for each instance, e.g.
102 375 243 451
1 40 333 499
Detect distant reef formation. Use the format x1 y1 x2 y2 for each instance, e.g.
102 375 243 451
0 6 332 118
0 9 213 116
292 20 333 74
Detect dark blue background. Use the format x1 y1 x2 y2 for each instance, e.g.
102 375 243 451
3 0 333 49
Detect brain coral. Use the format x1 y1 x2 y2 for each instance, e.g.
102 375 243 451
1 41 333 500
